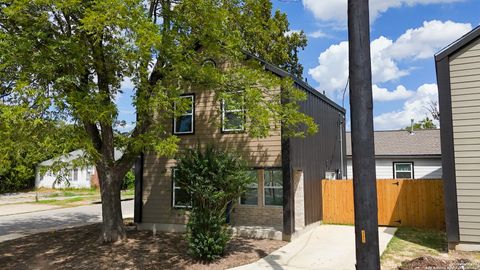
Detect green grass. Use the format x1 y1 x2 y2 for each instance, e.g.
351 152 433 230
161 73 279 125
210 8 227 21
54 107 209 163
122 189 134 196
44 188 99 198
381 227 446 269
36 197 86 206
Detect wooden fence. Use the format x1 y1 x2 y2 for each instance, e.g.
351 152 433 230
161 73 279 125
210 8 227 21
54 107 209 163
321 179 445 229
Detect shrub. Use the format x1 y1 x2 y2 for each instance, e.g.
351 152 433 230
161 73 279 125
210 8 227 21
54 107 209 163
175 145 254 261
122 170 135 190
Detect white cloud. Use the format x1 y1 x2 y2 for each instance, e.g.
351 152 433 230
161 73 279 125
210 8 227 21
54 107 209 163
308 30 327 39
372 85 414 101
388 20 472 60
285 30 301 37
374 83 438 130
308 20 472 97
302 0 463 23
308 41 349 96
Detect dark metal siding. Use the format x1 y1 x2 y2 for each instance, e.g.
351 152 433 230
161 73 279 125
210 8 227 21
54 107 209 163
290 86 346 225
436 54 460 244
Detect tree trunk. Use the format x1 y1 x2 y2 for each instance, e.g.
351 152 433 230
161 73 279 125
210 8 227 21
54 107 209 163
97 166 126 243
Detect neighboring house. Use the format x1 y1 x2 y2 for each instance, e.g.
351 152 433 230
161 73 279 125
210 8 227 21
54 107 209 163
35 149 123 189
345 130 442 179
436 25 480 250
134 55 347 240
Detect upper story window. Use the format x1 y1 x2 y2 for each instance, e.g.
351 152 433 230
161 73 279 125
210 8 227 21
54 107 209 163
173 95 194 135
394 162 414 179
222 92 245 132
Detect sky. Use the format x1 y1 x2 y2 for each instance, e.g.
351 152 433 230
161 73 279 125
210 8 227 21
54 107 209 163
116 0 480 131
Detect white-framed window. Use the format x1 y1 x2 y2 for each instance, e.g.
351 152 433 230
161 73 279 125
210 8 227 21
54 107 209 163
394 162 414 179
171 169 191 208
264 169 283 206
240 170 258 206
221 92 245 132
72 168 78 182
173 94 194 135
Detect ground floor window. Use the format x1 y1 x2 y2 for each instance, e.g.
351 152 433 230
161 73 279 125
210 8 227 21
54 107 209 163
394 162 414 179
172 169 191 208
264 169 283 206
240 170 258 205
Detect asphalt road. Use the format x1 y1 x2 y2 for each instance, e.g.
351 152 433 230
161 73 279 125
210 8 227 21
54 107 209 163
0 199 134 242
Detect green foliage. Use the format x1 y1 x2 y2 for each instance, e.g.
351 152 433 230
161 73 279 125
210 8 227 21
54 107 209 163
122 170 135 190
0 104 77 193
186 211 232 261
405 117 437 131
1 0 316 239
237 0 308 77
175 145 254 261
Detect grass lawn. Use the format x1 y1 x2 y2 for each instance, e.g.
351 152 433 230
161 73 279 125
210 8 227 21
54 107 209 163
35 197 90 206
33 189 134 207
42 188 99 198
381 227 480 269
0 221 285 270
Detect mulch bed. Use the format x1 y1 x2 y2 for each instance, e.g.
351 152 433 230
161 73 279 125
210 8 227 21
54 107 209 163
0 223 285 270
399 256 476 270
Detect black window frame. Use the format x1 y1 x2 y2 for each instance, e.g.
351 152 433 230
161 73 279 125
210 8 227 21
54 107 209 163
173 94 195 135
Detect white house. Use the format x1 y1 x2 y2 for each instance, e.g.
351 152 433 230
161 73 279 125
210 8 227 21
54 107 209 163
35 149 123 189
346 130 442 179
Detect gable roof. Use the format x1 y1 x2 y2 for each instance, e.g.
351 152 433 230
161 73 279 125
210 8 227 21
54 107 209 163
38 149 124 166
435 25 480 61
243 52 346 113
346 129 441 157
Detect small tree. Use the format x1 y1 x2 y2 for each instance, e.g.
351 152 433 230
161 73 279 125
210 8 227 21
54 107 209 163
175 145 254 261
405 117 437 131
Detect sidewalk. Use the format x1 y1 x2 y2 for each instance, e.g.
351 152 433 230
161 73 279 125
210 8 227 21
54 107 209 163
231 225 396 270
0 203 60 216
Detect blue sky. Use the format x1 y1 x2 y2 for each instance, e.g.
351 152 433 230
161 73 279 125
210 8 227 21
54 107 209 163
116 0 480 131
274 0 479 130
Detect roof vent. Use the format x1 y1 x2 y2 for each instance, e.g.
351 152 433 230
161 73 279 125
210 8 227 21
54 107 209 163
409 119 416 135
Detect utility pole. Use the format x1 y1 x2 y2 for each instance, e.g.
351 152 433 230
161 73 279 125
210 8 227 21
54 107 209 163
347 0 380 269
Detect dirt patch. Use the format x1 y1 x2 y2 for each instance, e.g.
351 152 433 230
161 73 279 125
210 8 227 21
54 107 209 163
0 223 285 270
381 227 480 270
399 256 474 270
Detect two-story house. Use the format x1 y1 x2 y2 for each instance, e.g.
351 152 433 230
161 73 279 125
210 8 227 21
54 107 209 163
133 54 347 240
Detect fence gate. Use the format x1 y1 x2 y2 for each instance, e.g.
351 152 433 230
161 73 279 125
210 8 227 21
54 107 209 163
321 179 445 229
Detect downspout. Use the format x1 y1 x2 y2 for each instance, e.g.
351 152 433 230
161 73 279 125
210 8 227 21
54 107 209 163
339 113 345 179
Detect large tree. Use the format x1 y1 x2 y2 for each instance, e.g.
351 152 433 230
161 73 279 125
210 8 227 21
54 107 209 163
0 0 314 242
0 103 77 193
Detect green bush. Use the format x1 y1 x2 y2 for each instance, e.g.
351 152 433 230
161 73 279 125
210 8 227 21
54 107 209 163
122 170 135 190
175 145 254 261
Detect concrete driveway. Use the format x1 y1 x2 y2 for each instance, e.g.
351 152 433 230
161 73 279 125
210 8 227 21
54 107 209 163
232 225 396 270
0 199 134 242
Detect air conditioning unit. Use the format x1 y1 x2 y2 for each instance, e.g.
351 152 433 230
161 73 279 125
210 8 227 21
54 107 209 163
325 171 337 180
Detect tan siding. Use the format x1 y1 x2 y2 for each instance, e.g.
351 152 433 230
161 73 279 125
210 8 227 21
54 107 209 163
450 37 480 244
451 61 480 72
142 87 283 226
452 112 480 121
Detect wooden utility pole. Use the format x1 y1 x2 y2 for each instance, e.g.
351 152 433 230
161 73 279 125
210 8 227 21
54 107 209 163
347 0 380 269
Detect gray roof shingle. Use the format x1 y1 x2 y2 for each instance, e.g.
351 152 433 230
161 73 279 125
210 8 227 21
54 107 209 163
346 129 441 156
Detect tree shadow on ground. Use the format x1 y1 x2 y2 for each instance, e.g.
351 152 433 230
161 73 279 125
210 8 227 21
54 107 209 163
393 227 447 252
0 224 285 270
